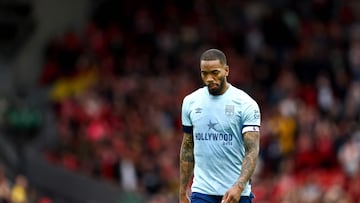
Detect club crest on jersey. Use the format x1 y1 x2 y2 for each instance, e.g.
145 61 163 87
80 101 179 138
225 105 234 116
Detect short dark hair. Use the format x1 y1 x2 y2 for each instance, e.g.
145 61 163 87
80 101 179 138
200 49 227 65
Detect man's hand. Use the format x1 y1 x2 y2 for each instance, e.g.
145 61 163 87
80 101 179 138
221 130 260 203
221 185 242 203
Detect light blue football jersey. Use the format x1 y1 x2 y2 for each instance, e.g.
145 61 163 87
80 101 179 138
181 84 261 196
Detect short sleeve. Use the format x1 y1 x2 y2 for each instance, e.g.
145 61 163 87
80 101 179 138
242 99 261 127
181 96 192 127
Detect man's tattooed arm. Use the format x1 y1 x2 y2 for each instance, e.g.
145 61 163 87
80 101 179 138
179 132 195 198
234 131 260 190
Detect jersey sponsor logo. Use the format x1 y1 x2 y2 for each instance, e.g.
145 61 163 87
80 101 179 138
254 110 260 119
225 105 234 116
195 132 233 142
207 120 219 131
194 120 234 146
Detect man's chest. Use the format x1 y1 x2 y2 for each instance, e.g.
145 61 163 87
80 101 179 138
189 99 242 131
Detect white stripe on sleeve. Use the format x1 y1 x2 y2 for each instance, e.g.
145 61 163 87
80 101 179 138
242 126 260 134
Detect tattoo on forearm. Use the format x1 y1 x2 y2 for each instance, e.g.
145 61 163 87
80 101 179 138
179 133 195 193
236 131 260 189
180 133 194 162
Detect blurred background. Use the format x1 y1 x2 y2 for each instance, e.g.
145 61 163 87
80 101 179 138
0 0 359 202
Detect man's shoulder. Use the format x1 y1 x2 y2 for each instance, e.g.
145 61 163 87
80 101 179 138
184 87 206 100
229 85 259 105
229 85 253 99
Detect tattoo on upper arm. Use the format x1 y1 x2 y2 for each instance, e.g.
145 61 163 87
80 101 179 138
243 131 260 154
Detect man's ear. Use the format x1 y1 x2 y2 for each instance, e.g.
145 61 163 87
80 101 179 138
225 65 229 76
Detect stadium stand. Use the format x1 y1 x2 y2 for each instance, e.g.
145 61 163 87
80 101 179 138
1 0 360 202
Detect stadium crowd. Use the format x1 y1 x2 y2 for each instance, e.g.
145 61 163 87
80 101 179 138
33 0 360 202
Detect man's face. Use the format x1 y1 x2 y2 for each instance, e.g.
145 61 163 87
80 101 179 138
200 60 229 95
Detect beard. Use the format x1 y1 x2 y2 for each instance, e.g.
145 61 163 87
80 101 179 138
207 79 226 95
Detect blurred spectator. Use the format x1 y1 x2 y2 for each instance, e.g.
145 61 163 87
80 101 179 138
10 175 29 203
338 130 360 178
297 174 322 203
3 90 42 141
271 158 297 203
0 97 9 127
347 171 360 202
37 197 53 203
323 184 352 203
0 165 10 203
348 24 360 81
